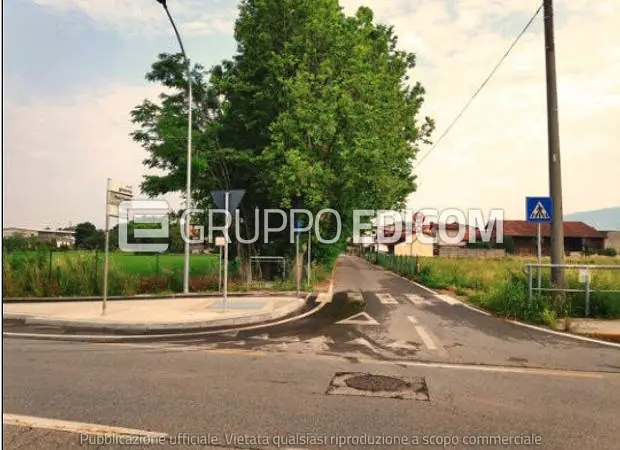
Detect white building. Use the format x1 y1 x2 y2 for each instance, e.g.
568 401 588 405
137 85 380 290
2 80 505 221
3 227 76 247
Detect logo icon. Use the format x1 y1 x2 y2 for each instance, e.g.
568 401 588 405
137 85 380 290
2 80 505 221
118 200 170 253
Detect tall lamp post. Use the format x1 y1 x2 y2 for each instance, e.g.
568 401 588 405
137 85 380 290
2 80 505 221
156 0 192 293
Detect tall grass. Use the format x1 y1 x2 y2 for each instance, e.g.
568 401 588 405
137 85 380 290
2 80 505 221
370 254 620 324
3 249 335 297
2 249 223 297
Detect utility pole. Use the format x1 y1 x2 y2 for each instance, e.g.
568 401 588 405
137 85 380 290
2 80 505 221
543 0 565 290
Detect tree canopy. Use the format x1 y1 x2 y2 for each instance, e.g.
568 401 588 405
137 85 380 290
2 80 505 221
130 0 434 262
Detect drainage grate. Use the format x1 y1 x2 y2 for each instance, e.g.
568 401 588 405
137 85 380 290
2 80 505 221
326 372 429 401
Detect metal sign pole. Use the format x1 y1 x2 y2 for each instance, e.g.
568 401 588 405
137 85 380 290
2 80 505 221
102 178 111 315
537 223 542 289
296 220 301 298
218 244 222 293
223 191 230 310
296 234 300 297
307 230 311 287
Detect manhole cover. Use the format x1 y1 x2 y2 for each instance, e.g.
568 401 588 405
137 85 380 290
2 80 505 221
326 372 429 401
345 374 410 392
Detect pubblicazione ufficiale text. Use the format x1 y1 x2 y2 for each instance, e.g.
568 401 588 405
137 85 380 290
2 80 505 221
80 432 544 447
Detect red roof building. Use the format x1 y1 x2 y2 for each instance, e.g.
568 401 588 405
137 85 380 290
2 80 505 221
491 220 606 256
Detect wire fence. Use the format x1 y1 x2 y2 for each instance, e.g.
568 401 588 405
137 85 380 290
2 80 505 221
2 248 316 297
526 263 620 316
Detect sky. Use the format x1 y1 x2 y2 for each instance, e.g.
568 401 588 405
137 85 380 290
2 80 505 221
3 0 619 230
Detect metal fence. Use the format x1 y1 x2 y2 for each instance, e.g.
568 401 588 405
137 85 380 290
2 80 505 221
248 256 287 282
526 263 620 316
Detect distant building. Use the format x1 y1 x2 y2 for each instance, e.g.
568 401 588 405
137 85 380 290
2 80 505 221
3 227 76 247
489 221 606 256
604 231 620 252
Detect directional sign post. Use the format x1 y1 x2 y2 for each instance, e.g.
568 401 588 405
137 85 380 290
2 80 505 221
296 218 302 298
211 190 245 310
103 179 133 315
526 196 554 291
215 236 226 292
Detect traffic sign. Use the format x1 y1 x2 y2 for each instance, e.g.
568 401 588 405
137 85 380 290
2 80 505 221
526 197 553 223
211 190 245 212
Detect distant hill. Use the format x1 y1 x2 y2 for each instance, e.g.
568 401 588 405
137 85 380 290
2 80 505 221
565 207 620 231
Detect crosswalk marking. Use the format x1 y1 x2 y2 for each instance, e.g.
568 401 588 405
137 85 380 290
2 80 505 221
376 293 399 304
404 293 429 306
415 326 437 350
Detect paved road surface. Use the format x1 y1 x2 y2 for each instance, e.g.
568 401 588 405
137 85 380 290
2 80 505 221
4 255 620 449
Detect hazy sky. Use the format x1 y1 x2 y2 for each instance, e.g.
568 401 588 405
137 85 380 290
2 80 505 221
3 0 619 229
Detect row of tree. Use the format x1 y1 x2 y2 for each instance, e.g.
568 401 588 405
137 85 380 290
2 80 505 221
129 0 434 264
2 219 190 254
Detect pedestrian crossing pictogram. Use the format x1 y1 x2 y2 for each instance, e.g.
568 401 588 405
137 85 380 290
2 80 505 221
529 201 550 220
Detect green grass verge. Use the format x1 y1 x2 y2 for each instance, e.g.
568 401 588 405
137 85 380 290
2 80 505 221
367 253 620 324
2 249 336 298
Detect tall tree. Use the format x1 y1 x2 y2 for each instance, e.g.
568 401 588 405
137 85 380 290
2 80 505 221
74 222 98 249
130 0 434 263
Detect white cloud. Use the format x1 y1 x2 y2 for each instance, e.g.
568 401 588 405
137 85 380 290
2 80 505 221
342 0 620 219
31 0 237 37
3 82 182 229
7 0 620 229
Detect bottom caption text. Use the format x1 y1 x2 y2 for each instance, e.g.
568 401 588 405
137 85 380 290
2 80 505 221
81 432 544 447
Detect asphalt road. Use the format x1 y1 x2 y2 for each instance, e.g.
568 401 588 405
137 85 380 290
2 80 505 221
4 255 620 449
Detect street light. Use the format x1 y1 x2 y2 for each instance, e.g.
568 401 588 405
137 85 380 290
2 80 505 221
155 0 192 293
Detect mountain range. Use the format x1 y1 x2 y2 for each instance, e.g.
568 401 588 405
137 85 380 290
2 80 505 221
565 207 620 231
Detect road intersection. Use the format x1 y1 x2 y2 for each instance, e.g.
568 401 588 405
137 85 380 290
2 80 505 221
3 255 620 449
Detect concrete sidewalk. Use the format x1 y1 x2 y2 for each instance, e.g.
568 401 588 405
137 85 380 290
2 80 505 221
2 296 305 332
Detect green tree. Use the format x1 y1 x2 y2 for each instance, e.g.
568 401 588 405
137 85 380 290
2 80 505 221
74 222 98 249
130 0 434 264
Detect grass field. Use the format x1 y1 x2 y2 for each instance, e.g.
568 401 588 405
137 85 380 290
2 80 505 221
81 251 219 276
11 250 220 275
3 250 222 297
371 254 620 324
2 249 330 297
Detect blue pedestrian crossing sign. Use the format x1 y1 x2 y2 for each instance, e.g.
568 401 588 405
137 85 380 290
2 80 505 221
526 197 553 223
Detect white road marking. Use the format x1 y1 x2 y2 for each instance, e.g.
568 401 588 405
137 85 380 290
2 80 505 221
355 358 607 379
408 279 440 295
336 312 380 326
404 293 428 306
437 294 461 305
407 315 418 324
376 293 399 304
415 326 437 350
3 414 169 438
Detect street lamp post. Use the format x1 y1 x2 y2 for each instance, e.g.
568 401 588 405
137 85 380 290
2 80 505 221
156 0 192 293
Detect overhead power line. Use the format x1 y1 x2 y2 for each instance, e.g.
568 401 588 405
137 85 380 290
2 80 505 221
416 2 543 166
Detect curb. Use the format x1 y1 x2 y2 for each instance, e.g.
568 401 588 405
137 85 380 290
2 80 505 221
357 256 620 350
2 291 309 304
3 298 306 332
2 295 329 342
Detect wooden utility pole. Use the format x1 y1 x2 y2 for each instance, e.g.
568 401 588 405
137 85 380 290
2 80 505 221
543 0 565 290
